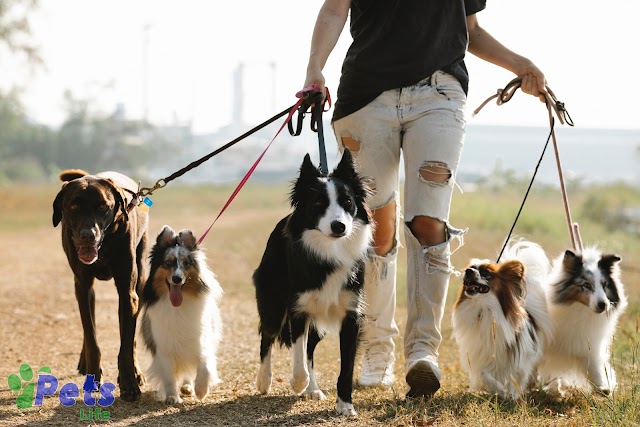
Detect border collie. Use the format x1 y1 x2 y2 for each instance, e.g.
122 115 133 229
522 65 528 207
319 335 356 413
452 241 553 399
141 226 223 403
253 150 372 417
538 247 627 396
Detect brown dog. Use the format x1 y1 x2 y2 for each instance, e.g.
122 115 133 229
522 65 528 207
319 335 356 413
53 169 148 401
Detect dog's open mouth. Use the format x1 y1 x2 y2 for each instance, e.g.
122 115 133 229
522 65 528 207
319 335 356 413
463 281 490 295
77 245 101 264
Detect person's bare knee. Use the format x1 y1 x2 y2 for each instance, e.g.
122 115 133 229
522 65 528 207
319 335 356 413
409 215 445 247
372 200 396 256
419 161 451 185
341 135 361 153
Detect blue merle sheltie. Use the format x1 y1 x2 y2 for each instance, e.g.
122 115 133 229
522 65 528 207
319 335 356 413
538 246 627 396
141 226 223 403
253 149 372 417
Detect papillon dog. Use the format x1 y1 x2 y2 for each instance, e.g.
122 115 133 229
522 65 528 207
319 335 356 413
538 247 627 396
253 150 372 417
452 241 553 399
140 226 223 403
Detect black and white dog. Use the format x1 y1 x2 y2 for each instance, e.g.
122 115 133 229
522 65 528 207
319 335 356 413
253 150 372 417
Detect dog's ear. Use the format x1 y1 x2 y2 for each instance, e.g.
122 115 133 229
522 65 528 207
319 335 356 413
562 249 583 275
177 229 197 251
157 225 177 247
332 149 358 181
598 254 622 273
300 153 321 178
103 178 129 223
291 154 321 208
499 260 526 299
52 182 68 227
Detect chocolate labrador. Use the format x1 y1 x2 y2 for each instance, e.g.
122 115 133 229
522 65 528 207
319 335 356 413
53 169 148 401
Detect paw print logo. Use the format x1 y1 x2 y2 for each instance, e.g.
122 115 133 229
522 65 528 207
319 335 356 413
7 364 51 409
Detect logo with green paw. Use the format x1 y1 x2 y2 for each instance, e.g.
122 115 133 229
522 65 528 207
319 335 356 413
7 364 52 409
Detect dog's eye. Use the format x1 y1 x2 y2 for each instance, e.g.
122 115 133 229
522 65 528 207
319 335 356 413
98 204 109 212
478 267 492 279
164 259 173 267
182 260 190 268
70 204 80 211
343 198 353 208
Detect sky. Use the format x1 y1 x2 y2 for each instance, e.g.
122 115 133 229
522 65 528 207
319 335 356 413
4 0 640 134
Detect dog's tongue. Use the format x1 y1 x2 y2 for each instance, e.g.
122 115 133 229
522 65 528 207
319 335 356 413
169 284 183 307
77 246 98 264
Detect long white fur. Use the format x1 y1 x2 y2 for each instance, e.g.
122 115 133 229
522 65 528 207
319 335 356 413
452 241 553 399
144 250 223 403
538 246 627 395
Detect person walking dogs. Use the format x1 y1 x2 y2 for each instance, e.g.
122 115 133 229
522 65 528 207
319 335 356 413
303 0 547 398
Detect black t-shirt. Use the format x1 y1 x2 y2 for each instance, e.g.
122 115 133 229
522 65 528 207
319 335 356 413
333 0 487 121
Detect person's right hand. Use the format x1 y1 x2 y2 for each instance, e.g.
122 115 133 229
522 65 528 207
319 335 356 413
303 68 327 102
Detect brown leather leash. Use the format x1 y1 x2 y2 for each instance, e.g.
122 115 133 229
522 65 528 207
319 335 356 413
473 77 582 258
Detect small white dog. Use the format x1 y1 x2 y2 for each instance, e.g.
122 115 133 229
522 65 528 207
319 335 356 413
140 226 223 403
452 241 553 399
538 247 627 396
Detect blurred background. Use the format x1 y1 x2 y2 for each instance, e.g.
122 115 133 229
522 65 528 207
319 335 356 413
1 0 639 191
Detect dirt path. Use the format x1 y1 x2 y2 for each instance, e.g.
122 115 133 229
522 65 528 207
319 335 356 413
0 223 409 426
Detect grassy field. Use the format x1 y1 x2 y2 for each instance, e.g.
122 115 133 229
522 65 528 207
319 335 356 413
0 180 638 426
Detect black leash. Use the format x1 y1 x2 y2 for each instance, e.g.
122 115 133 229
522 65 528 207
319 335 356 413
474 77 575 262
137 104 297 198
288 91 329 174
495 122 554 263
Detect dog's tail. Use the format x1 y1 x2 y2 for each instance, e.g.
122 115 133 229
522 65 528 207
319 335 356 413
60 169 89 182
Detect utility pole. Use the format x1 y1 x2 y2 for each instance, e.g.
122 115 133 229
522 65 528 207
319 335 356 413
142 24 151 123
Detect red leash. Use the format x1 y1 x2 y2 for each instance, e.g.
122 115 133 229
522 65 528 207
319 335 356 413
196 85 331 245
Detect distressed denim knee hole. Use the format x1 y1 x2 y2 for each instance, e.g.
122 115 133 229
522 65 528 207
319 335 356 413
418 161 451 186
341 135 361 153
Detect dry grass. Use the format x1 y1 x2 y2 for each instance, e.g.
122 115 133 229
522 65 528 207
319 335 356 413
0 182 638 426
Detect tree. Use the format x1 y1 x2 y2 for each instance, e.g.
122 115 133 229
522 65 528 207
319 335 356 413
0 0 41 67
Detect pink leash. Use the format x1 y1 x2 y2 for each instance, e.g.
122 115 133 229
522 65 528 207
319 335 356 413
196 85 331 245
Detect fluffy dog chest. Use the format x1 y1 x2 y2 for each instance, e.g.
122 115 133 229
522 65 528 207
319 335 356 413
146 296 212 358
295 265 361 334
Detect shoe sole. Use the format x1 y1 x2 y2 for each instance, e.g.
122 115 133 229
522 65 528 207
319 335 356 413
405 361 440 399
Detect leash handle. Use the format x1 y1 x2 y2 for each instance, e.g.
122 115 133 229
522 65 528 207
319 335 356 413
197 87 332 245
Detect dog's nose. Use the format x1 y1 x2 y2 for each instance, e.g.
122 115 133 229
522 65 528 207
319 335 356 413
596 300 607 313
171 275 182 284
331 221 346 235
80 228 96 242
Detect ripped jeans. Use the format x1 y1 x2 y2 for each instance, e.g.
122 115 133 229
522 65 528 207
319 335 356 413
333 70 467 370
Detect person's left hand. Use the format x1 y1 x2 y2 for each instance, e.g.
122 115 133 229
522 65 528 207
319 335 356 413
519 63 547 103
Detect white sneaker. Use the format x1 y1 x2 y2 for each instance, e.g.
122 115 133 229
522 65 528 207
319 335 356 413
405 356 442 398
358 347 395 387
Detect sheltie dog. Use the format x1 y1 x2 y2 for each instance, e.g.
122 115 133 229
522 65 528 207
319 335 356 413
140 226 223 403
538 247 627 396
253 150 372 417
452 241 553 399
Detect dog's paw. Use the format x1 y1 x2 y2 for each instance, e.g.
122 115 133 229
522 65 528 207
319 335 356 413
303 389 327 400
336 398 357 417
290 373 309 395
256 366 272 394
164 395 183 405
180 383 194 396
194 381 209 401
120 386 142 402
